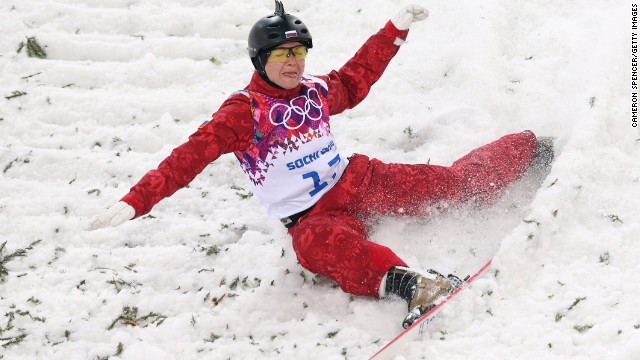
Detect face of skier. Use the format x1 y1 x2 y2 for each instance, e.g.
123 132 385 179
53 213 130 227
264 42 307 89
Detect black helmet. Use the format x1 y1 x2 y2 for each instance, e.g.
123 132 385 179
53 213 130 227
248 1 312 57
248 1 312 81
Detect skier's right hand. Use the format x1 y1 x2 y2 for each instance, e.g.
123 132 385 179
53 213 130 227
85 201 135 231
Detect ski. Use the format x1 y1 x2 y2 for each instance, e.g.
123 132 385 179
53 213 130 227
369 260 492 360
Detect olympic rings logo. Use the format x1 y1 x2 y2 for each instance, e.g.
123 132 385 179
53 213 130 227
269 88 324 130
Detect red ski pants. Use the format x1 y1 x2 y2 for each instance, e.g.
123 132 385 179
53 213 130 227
288 131 538 298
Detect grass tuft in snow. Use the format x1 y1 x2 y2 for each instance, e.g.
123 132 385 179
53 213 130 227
199 244 220 256
555 297 587 322
573 324 594 333
327 330 339 338
522 218 541 226
0 312 21 348
567 297 587 311
0 240 42 282
107 306 167 330
2 307 47 349
26 297 41 305
606 214 623 224
16 37 47 59
1 333 27 349
106 278 142 293
87 189 101 196
230 185 253 199
95 342 124 360
4 91 27 100
403 126 416 139
204 333 221 343
48 247 66 265
115 342 124 356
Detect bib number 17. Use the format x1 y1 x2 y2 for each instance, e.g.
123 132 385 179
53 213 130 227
301 154 341 197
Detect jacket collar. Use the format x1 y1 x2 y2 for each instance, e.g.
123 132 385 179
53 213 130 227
246 71 304 98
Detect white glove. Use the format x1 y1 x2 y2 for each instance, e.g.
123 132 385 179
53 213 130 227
391 5 429 31
85 201 135 231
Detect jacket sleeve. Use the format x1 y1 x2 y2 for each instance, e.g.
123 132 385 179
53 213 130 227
321 21 410 116
120 94 253 218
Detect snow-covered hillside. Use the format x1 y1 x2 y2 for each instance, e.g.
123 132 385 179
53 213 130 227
1 1 637 359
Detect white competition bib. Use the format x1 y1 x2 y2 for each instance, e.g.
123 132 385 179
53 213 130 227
233 76 346 218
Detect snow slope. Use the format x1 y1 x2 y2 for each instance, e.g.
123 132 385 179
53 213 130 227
1 0 637 359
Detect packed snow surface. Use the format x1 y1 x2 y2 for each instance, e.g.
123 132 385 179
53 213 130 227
1 1 637 359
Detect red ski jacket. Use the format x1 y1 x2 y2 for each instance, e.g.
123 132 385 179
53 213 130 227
121 21 410 218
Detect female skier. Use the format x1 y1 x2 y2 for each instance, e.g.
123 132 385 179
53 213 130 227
87 1 553 327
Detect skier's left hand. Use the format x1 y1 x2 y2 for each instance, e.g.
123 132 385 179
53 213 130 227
391 5 429 31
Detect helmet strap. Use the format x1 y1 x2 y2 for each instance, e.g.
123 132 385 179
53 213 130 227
252 51 284 90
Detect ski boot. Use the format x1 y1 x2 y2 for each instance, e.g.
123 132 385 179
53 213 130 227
383 267 464 329
530 136 555 170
